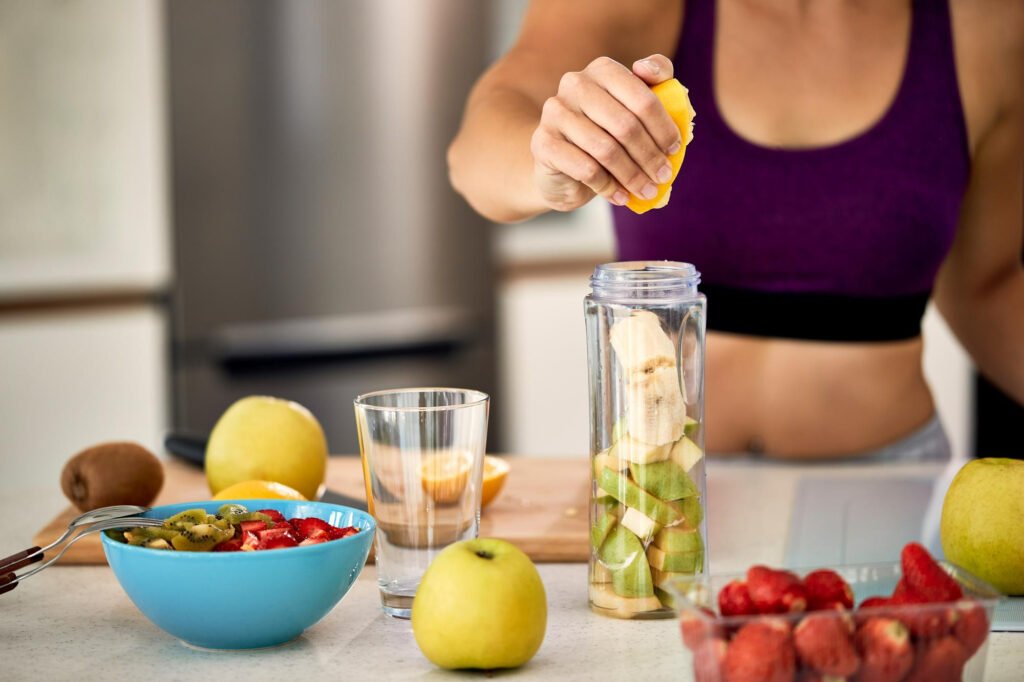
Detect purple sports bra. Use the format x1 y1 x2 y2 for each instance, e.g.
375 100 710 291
611 0 970 341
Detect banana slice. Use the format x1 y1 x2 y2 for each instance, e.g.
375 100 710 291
609 311 676 377
626 365 686 446
608 434 673 465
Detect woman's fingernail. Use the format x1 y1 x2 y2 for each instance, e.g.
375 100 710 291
612 191 629 206
640 58 660 75
667 141 682 155
656 164 673 183
641 183 658 200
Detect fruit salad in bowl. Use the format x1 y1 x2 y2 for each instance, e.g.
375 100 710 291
666 544 1001 682
101 500 375 649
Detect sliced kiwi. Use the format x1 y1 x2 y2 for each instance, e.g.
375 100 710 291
164 509 209 530
217 504 249 524
170 523 235 552
125 526 180 546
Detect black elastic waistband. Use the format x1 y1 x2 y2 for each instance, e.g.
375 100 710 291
701 284 929 342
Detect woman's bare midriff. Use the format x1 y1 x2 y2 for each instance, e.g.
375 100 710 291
704 331 935 459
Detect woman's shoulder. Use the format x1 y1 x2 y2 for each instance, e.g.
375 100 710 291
949 0 1023 154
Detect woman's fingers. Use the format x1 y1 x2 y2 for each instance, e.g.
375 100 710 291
530 54 681 210
531 127 627 209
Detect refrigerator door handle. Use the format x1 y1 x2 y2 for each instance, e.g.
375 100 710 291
213 306 477 366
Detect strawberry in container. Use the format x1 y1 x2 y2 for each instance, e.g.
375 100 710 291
665 543 1001 681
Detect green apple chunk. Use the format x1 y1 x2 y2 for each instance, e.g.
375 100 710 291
589 583 661 616
667 496 704 527
599 525 654 598
609 435 673 465
591 508 620 549
628 459 698 501
653 526 704 555
646 544 703 573
669 436 704 473
598 468 683 526
683 416 700 437
620 506 660 541
654 586 684 610
651 566 702 592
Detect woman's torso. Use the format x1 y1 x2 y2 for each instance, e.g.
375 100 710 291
614 0 979 458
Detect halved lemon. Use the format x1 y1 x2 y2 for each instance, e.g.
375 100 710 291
625 78 696 214
211 479 307 501
480 455 510 509
421 451 473 504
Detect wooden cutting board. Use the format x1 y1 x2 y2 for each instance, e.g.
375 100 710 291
32 455 591 565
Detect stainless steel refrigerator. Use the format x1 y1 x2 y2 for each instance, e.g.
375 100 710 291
166 1 498 454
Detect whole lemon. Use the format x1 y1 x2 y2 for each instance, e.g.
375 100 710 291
205 396 327 501
211 479 307 501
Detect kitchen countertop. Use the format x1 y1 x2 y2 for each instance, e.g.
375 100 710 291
2 459 1021 681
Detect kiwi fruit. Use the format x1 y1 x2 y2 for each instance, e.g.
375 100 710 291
163 509 209 530
170 523 235 551
217 504 249 523
60 442 164 512
125 527 180 546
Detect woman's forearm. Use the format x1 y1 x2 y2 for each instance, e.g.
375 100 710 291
448 81 549 224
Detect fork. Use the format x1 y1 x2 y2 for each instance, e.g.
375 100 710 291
0 516 164 596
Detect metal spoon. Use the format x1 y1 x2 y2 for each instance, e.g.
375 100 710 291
0 505 151 574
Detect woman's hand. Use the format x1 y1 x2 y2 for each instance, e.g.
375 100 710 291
529 54 682 212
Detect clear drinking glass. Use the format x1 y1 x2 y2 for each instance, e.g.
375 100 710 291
353 387 489 618
585 261 708 619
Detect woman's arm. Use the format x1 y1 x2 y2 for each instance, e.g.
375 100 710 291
447 0 683 223
935 1 1024 404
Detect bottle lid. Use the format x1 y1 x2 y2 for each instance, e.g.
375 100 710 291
589 261 701 301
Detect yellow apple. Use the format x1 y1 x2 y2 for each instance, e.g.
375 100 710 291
941 457 1024 595
205 395 327 501
411 538 547 670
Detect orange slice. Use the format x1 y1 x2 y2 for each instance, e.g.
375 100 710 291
625 78 696 214
421 451 473 504
211 479 307 501
481 455 510 509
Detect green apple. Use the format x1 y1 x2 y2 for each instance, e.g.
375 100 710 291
412 538 547 670
941 457 1024 595
205 395 328 500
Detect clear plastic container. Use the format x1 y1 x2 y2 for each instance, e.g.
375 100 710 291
585 261 707 619
665 561 1001 681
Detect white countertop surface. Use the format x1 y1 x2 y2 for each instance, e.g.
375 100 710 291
2 459 1021 681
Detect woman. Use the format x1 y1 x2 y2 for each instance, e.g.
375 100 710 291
448 0 1023 461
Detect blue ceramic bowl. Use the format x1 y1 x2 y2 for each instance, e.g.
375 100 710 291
101 500 375 649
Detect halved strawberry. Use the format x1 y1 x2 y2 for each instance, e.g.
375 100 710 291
257 526 300 550
240 529 260 551
327 525 359 540
239 520 268 534
299 536 329 547
256 509 287 524
290 517 333 541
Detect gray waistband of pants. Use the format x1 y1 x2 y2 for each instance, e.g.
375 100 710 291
712 415 952 464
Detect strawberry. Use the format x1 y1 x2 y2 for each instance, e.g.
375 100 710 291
859 596 892 610
854 617 914 682
256 509 287 524
290 517 333 541
952 600 989 658
722 619 795 682
681 606 724 650
803 569 854 611
748 565 808 614
719 579 757 617
239 520 268 534
213 536 243 552
905 636 967 682
328 525 359 540
240 529 260 551
299 536 329 546
794 612 860 677
692 637 727 682
900 543 963 603
256 526 300 550
889 589 958 639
